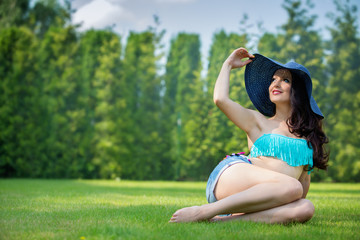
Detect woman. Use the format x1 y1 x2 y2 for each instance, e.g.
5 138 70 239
169 48 329 224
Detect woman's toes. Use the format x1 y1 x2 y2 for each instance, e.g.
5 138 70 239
168 206 206 223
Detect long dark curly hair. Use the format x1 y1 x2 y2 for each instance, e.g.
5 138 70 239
286 73 329 171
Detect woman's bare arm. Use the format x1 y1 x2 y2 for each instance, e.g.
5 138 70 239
213 48 263 135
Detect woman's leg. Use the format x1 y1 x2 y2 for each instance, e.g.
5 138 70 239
211 199 315 224
169 164 303 223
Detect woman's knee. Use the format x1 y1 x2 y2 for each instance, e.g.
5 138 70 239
279 177 303 203
298 199 315 222
288 199 315 223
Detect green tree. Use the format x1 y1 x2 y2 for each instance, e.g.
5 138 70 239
0 0 83 178
27 0 72 37
0 0 30 28
162 33 204 180
0 0 72 36
121 31 162 180
91 31 123 179
36 25 81 177
75 30 99 178
326 0 360 182
78 30 124 179
0 27 39 177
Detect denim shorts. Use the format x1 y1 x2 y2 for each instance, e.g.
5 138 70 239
205 153 252 203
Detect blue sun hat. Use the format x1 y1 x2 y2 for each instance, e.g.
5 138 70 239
244 53 324 118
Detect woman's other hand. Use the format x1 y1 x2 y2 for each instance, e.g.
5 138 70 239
225 48 255 69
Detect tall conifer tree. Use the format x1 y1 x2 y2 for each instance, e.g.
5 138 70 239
121 31 162 179
162 33 203 180
0 27 39 177
326 0 360 181
36 25 80 177
90 31 123 179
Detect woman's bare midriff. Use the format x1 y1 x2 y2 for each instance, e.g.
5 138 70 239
250 156 304 180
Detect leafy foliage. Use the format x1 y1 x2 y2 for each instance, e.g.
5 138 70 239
326 0 360 182
162 33 205 180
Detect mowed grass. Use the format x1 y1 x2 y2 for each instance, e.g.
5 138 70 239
0 179 359 240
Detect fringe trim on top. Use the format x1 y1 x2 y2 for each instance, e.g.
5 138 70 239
250 133 313 170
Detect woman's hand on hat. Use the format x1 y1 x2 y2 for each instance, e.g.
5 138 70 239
225 48 255 69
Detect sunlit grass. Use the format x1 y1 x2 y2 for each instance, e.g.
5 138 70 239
0 179 359 240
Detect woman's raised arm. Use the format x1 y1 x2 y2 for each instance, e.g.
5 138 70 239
213 48 263 135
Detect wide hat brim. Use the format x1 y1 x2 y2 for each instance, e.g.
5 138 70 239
244 54 324 118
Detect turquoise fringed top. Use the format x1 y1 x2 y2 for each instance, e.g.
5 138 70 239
249 133 313 173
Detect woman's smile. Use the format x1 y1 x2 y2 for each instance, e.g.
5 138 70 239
272 89 282 95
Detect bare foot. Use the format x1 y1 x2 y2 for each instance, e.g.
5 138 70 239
169 206 208 223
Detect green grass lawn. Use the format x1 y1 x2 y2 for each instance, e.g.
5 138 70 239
0 179 359 240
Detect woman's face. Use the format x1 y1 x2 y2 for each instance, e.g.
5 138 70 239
269 69 293 104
